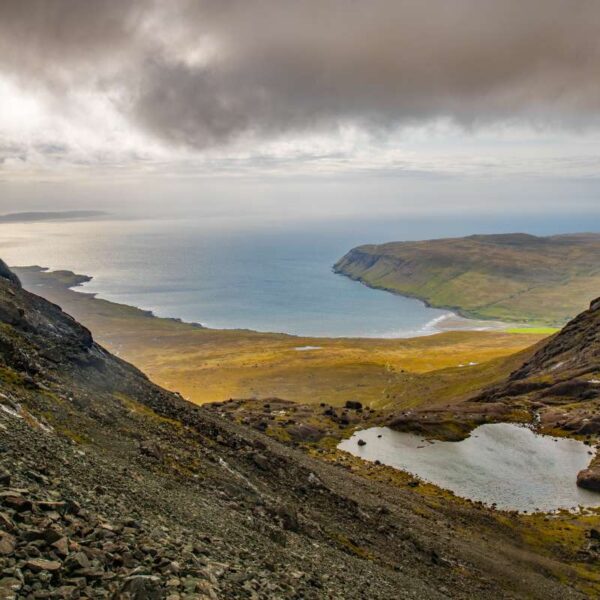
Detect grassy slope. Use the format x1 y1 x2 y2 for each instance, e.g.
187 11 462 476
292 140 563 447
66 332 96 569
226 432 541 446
377 344 540 411
14 266 545 408
334 233 600 326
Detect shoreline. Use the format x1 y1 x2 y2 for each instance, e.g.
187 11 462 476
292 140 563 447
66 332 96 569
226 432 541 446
22 264 513 340
11 265 548 406
332 265 527 329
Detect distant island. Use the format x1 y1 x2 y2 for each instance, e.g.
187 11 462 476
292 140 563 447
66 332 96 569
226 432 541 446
334 232 600 325
0 210 106 223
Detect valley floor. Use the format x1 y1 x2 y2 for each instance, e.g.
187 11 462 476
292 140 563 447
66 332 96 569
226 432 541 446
14 267 546 409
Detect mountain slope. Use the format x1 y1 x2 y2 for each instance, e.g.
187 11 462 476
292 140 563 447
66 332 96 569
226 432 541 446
477 295 600 489
0 261 594 598
334 233 600 325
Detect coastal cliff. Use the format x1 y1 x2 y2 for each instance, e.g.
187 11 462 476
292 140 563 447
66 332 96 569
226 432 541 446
334 233 600 325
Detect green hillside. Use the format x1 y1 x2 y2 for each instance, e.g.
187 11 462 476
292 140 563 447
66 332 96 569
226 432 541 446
334 233 600 325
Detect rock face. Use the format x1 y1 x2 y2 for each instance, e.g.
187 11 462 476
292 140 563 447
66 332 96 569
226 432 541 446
0 259 20 286
508 296 600 383
0 261 591 599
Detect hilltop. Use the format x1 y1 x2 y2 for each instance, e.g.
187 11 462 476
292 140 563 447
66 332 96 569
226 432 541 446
0 260 597 598
334 233 600 325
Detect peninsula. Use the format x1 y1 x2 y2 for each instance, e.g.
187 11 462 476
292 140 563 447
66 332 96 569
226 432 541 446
0 210 106 223
334 233 600 326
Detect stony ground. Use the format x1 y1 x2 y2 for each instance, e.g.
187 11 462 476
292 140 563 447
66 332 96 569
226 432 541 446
0 261 597 598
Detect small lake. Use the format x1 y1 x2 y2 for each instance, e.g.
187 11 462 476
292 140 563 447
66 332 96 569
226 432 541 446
338 423 600 512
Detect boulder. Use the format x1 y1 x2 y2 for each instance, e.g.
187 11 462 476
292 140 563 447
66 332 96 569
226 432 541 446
139 440 163 460
0 512 14 531
252 453 270 471
64 551 90 572
275 505 300 532
577 467 600 491
345 400 363 410
287 423 323 443
51 537 70 557
2 494 32 513
122 575 162 600
25 558 62 572
0 531 16 555
0 577 21 599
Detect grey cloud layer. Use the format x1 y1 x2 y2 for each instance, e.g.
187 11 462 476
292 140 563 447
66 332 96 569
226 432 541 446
2 0 600 148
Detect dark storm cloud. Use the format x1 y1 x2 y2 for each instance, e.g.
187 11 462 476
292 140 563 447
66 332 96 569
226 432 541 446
0 1 143 87
2 0 600 148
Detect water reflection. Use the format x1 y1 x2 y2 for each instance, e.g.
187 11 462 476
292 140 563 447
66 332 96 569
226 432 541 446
338 423 600 512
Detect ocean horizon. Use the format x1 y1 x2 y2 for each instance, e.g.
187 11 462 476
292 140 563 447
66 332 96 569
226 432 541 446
1 213 595 337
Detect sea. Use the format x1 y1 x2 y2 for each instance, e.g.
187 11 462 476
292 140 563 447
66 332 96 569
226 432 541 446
0 213 593 337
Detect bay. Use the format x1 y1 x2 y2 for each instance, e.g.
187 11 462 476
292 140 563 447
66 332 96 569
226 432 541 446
0 213 585 337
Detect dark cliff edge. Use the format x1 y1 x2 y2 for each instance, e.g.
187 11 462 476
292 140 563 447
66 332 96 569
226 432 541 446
0 259 20 286
0 263 594 598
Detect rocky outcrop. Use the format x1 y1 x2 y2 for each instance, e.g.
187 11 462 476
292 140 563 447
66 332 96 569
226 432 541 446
0 259 20 286
577 468 600 492
388 296 600 489
510 296 600 381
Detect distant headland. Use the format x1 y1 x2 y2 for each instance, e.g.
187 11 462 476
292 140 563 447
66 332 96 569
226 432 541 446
334 232 600 326
0 210 106 223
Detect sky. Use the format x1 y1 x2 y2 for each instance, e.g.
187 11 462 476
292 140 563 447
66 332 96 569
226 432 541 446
1 0 600 221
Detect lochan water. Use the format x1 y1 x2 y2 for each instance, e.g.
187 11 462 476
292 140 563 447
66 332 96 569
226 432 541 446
1 213 594 337
339 424 600 512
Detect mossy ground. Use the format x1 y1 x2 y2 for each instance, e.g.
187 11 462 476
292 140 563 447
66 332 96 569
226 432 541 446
506 327 560 334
